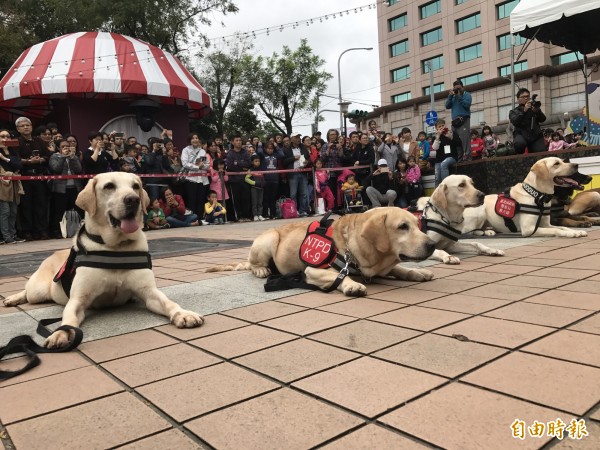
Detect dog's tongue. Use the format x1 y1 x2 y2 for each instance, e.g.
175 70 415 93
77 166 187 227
120 217 139 234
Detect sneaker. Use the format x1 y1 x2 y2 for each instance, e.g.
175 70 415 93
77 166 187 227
298 212 308 217
0 240 5 245
201 220 209 225
356 201 362 206
258 215 266 221
253 215 259 221
13 236 25 243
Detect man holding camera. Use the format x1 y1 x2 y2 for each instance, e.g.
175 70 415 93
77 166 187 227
445 80 472 162
509 88 547 154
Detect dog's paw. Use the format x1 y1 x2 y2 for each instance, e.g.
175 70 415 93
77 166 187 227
564 230 587 237
44 330 74 349
442 255 461 264
579 222 593 228
484 248 505 256
471 230 484 236
172 310 204 328
484 229 497 236
342 282 367 297
3 294 27 307
405 268 434 282
252 266 271 278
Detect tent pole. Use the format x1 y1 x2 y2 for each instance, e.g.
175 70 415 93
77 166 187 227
511 34 516 110
584 55 591 143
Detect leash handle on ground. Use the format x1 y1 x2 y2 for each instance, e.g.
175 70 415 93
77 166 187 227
0 318 83 382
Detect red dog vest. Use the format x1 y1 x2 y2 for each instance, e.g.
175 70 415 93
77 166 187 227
495 194 518 219
299 221 337 268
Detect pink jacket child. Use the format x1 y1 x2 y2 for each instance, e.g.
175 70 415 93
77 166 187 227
405 165 421 184
315 168 335 210
548 139 576 152
209 167 229 201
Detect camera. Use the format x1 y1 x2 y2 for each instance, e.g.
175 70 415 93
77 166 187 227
531 94 541 108
442 127 449 135
453 88 459 95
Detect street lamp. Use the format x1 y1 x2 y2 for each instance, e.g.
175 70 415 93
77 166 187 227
337 47 373 134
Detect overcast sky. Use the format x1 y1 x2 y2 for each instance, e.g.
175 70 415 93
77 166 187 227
203 0 380 135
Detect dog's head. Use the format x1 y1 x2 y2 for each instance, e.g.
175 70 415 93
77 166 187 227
431 175 484 212
530 157 583 193
360 208 435 262
76 172 150 235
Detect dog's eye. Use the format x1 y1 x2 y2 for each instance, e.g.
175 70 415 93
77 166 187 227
103 183 116 190
398 223 409 231
458 182 465 188
132 183 140 190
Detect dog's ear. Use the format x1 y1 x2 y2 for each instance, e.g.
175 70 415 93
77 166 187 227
360 211 390 254
76 177 97 215
531 159 550 180
136 175 150 212
431 184 448 211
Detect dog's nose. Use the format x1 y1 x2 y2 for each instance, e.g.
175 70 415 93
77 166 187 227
477 191 485 201
571 163 578 170
425 240 436 255
123 195 140 209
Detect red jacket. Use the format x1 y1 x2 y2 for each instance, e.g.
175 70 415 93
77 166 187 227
159 194 187 217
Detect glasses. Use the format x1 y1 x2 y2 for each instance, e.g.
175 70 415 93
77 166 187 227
519 95 530 99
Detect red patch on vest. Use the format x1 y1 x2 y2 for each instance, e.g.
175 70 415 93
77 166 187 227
299 221 337 268
403 209 424 231
495 195 517 219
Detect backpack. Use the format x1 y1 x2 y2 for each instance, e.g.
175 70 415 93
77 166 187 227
279 198 299 219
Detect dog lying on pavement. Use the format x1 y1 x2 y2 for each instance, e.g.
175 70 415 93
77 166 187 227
2 172 204 348
206 208 436 296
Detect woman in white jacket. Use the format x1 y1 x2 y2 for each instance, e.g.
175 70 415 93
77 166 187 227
181 133 211 219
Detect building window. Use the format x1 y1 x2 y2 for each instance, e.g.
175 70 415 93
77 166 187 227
422 55 444 73
459 72 483 85
551 93 584 114
497 33 526 51
421 27 443 46
389 14 408 32
457 43 482 63
498 60 528 77
423 83 445 96
391 66 410 83
497 0 520 20
498 104 512 122
456 13 480 34
392 92 412 103
551 51 583 65
388 0 399 5
420 1 441 19
470 110 484 126
390 39 409 57
456 0 469 4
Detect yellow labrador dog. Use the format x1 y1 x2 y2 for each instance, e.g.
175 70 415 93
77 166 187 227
417 175 505 264
2 172 204 348
207 208 436 296
483 157 588 238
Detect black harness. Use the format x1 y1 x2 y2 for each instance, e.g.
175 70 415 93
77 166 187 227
496 183 552 235
421 202 463 242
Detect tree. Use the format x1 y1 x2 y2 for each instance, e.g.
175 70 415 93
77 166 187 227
247 39 332 135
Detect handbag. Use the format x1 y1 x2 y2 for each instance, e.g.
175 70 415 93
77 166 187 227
280 199 299 219
451 117 466 128
60 209 81 238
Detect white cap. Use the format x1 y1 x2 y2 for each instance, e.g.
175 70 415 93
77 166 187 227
377 159 388 166
290 131 302 138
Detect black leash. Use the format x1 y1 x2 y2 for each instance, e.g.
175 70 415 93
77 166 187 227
0 318 83 382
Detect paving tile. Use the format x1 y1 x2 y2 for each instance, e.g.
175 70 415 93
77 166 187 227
461 255 519 264
0 366 123 424
436 316 554 348
189 325 296 358
234 339 359 383
137 363 278 422
155 313 249 340
0 280 26 291
461 283 546 301
568 313 600 335
408 278 485 294
278 291 350 308
463 352 600 415
524 290 600 311
434 261 494 271
371 278 419 288
535 248 600 260
445 271 516 283
370 306 470 331
419 294 512 315
550 421 600 450
374 334 507 378
425 266 464 279
102 343 221 387
363 283 401 294
552 254 600 270
380 383 570 450
154 277 184 288
185 388 361 450
6 393 170 450
221 301 306 323
484 302 593 328
522 330 600 367
309 320 421 354
526 267 600 280
260 310 356 336
366 287 447 304
587 273 600 282
293 357 445 418
592 408 600 421
496 274 573 289
476 264 542 275
78 329 178 363
0 352 90 387
317 298 405 318
118 428 202 450
557 280 600 295
323 424 429 449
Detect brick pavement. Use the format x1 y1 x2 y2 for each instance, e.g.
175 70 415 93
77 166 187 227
0 221 599 450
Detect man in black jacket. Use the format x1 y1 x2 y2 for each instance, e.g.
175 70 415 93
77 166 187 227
364 159 397 207
509 88 547 154
226 135 252 222
432 119 460 187
282 132 312 217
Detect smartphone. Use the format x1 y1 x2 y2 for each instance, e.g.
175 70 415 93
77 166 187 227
32 149 40 157
380 167 389 173
114 132 124 138
199 156 207 162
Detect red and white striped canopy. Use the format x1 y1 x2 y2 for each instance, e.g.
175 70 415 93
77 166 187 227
0 32 211 120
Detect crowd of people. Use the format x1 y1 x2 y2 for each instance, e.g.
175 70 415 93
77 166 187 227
0 100 589 242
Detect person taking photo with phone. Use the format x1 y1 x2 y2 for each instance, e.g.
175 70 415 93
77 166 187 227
181 133 211 220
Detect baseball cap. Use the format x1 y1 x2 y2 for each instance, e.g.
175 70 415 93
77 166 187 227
377 159 388 166
291 131 302 138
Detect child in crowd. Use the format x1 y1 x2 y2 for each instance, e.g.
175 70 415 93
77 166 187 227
159 187 198 228
314 158 334 212
470 130 484 160
209 158 229 203
416 131 430 169
124 146 141 173
341 173 362 206
394 158 409 208
548 132 577 151
204 190 227 224
119 159 132 172
146 198 170 230
245 154 265 221
481 126 499 158
261 142 279 219
405 156 422 203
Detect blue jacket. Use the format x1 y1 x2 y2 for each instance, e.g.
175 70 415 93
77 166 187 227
445 92 472 119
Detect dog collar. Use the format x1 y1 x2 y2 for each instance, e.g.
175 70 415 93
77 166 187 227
522 183 553 207
423 201 464 225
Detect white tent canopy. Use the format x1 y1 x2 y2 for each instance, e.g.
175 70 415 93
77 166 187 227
510 0 600 54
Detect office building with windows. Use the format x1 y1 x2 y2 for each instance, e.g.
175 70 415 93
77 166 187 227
372 0 600 135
